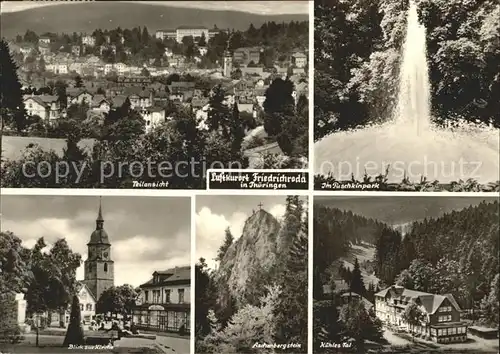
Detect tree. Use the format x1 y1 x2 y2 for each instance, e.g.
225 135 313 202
350 258 365 295
216 228 234 262
480 273 499 327
26 238 82 320
0 40 27 133
395 259 436 293
402 302 425 342
195 258 215 338
54 80 68 109
96 285 138 324
63 295 84 347
201 285 281 353
273 229 308 350
74 75 83 88
198 32 207 47
37 57 46 73
339 301 383 352
230 102 245 157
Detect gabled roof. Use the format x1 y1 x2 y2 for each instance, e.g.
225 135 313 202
140 266 190 288
375 285 461 315
67 88 93 98
24 95 59 108
124 87 151 98
111 95 128 107
77 282 97 302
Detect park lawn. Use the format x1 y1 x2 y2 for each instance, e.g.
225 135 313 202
0 334 162 353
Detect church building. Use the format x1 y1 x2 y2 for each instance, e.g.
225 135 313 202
48 199 114 326
83 199 115 302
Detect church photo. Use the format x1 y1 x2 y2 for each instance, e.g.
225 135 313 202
0 194 191 353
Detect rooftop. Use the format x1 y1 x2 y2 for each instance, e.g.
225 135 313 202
140 266 191 287
375 285 461 315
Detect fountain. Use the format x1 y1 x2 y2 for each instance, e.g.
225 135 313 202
394 1 431 135
315 1 500 184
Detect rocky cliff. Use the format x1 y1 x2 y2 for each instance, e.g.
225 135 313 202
214 209 282 308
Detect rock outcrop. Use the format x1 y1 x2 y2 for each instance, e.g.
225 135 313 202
214 209 281 307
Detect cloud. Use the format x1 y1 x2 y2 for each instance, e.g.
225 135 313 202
2 217 190 288
269 204 286 221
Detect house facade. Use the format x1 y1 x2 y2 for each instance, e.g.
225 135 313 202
175 26 209 43
67 89 94 106
47 282 96 327
375 285 468 344
140 107 167 133
24 95 61 122
132 266 190 334
292 52 307 68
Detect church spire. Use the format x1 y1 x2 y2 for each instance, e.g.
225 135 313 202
97 197 104 222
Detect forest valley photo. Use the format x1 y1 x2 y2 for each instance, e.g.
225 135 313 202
314 0 500 191
313 199 499 353
195 196 308 354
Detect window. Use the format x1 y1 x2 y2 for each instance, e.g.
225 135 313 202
450 327 456 335
104 263 108 272
165 289 171 303
438 315 451 322
178 289 185 304
145 291 149 302
439 306 452 312
86 304 92 311
80 304 84 311
438 329 443 336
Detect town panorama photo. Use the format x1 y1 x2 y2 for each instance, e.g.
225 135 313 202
0 0 309 189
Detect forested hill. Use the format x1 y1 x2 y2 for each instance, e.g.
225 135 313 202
313 205 386 279
0 2 308 38
375 200 499 312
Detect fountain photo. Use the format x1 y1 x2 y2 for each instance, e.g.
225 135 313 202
314 0 500 191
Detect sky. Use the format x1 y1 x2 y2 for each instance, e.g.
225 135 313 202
0 1 309 15
196 195 296 269
314 196 498 224
0 195 191 288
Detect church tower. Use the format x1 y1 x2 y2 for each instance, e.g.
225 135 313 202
223 50 233 77
84 198 114 301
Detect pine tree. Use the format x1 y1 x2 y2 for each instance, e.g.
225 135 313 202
63 295 84 347
273 222 308 350
216 228 234 262
351 258 365 295
0 39 26 132
74 75 83 88
230 102 245 157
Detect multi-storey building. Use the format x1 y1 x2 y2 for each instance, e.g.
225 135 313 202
82 35 96 46
375 285 468 344
156 26 221 43
67 88 94 106
291 52 307 68
133 266 190 334
233 47 262 65
24 95 61 122
155 29 177 41
175 26 209 43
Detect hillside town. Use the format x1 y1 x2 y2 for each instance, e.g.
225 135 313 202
1 21 309 188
